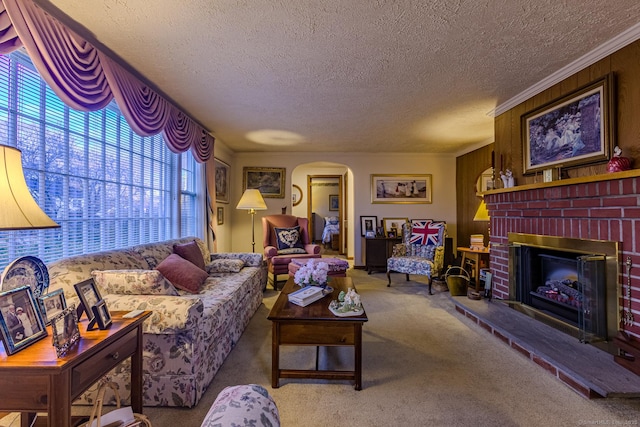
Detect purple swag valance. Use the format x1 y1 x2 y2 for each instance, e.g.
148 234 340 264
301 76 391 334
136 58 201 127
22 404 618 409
0 0 213 162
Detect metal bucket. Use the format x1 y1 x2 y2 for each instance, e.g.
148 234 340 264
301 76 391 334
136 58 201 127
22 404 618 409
445 266 470 296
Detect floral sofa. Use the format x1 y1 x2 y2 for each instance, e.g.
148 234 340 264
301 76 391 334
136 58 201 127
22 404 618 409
46 237 267 408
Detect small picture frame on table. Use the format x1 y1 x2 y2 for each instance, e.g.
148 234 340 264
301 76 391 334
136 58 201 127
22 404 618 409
382 217 408 238
38 288 67 326
51 305 80 357
0 286 48 355
74 278 102 324
90 299 112 330
360 215 378 237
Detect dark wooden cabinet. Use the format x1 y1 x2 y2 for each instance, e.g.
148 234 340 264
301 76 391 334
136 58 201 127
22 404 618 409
363 237 401 273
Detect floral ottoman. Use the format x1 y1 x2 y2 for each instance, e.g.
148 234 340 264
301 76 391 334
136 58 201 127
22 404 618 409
200 384 280 427
288 257 349 277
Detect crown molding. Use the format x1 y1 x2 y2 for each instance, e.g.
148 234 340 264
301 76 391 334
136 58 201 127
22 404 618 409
489 22 640 117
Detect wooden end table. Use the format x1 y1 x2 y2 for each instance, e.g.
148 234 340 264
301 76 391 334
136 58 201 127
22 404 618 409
268 277 368 390
0 311 151 427
457 247 490 290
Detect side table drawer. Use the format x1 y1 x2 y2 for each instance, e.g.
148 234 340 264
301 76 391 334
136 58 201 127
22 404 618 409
71 329 138 398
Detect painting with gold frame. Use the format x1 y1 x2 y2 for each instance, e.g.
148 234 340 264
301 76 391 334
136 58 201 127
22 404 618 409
214 158 230 204
243 167 285 198
371 174 432 204
522 73 613 175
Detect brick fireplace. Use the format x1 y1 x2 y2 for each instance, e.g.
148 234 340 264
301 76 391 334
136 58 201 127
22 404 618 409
484 171 640 346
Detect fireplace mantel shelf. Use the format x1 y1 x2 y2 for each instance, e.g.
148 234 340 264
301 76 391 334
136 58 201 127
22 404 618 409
481 168 640 196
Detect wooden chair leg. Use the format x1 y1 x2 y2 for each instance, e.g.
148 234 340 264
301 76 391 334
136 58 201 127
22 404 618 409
405 274 410 281
428 277 433 295
386 271 391 287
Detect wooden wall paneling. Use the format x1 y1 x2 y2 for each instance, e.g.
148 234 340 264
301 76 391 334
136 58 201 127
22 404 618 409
455 144 493 249
494 112 511 179
611 42 640 160
493 38 640 185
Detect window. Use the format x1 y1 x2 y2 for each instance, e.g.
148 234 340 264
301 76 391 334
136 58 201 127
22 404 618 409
0 50 201 269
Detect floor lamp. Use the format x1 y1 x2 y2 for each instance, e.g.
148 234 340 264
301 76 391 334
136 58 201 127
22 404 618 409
236 189 267 252
0 144 59 230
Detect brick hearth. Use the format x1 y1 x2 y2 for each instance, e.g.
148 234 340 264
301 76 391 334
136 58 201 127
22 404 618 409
484 170 640 340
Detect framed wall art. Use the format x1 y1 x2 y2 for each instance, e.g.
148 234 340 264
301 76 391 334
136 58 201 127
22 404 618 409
292 184 303 206
329 194 339 211
214 158 230 204
522 73 614 174
217 206 224 225
243 167 285 198
371 174 432 204
360 215 378 237
0 286 47 355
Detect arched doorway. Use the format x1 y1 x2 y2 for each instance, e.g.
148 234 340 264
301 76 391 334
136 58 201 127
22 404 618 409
291 162 352 259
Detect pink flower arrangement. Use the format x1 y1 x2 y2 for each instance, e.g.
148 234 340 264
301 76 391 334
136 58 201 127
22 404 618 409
294 260 329 287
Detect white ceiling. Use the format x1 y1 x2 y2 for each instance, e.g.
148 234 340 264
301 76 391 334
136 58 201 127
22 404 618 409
38 1 640 154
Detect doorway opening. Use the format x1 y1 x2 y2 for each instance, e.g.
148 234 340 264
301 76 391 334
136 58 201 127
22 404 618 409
308 175 343 255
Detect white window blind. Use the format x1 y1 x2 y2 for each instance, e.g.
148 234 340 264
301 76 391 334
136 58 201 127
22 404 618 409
0 50 200 270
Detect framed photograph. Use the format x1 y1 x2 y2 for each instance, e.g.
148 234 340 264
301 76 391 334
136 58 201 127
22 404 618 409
360 215 378 237
382 217 408 238
329 194 339 211
73 278 102 323
217 206 224 225
0 286 47 355
243 167 285 198
51 306 80 357
522 73 613 174
90 300 112 330
214 158 230 204
371 174 432 204
38 288 67 326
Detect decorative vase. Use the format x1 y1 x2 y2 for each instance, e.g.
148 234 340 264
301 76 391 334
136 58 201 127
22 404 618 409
607 146 632 173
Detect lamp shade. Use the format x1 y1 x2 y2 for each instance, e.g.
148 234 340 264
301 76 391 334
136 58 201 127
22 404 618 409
473 200 489 222
0 145 59 230
236 189 267 211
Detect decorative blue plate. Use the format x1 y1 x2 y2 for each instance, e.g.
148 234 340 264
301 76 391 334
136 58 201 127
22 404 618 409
1 256 49 299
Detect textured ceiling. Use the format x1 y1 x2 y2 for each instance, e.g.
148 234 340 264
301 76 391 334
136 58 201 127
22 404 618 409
37 1 640 153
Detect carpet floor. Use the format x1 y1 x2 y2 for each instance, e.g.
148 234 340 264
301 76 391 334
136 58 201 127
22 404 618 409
144 269 640 426
3 268 638 426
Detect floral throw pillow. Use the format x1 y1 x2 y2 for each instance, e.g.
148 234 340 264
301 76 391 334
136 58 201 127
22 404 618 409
207 259 245 274
92 269 179 296
274 226 305 251
156 254 208 293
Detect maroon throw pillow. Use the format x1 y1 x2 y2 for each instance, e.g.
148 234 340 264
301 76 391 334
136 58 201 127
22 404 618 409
156 254 208 293
173 240 206 271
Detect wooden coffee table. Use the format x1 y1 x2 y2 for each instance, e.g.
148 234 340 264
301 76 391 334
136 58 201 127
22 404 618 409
268 276 368 390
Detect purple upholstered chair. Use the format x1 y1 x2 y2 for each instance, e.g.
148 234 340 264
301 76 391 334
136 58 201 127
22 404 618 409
262 214 321 289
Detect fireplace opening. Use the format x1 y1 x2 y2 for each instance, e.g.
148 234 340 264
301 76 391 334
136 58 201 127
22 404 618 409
508 233 619 354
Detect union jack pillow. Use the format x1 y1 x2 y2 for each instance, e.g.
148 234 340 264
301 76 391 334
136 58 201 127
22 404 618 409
409 220 444 246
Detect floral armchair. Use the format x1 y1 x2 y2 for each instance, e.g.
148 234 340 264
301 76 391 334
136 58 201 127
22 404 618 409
386 220 446 294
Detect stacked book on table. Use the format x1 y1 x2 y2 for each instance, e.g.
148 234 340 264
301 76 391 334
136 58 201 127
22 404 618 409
470 234 485 250
288 286 325 307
